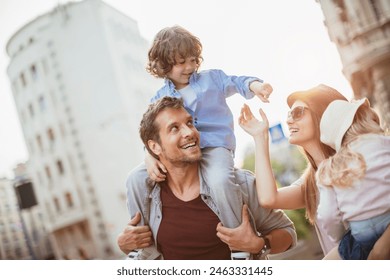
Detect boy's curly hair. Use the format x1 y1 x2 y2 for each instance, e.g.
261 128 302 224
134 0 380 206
146 25 203 78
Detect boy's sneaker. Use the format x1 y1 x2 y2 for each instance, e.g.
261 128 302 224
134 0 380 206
126 249 140 260
231 251 251 260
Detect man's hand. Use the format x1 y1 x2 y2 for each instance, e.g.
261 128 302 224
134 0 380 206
216 205 263 254
117 212 153 254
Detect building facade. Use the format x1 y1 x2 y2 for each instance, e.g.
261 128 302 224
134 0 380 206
0 168 52 260
0 177 30 260
318 0 390 129
6 0 160 259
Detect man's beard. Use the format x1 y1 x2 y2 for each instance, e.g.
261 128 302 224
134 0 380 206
161 147 202 166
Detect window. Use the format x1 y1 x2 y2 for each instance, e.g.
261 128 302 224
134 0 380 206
28 103 34 118
53 197 61 213
47 128 55 143
65 192 73 208
39 96 46 112
45 166 52 181
56 159 64 175
30 64 37 81
20 72 26 87
36 135 43 152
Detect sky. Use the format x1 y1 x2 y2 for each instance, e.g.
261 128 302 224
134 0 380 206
0 0 353 178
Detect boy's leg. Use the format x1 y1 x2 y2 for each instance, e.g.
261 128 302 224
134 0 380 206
349 212 390 259
201 147 249 260
201 147 243 228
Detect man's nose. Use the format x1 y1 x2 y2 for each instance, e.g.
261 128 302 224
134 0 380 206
182 125 194 137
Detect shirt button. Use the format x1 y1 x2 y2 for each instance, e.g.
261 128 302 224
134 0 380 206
157 215 161 219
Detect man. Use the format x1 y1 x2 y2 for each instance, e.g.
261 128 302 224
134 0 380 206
118 97 296 260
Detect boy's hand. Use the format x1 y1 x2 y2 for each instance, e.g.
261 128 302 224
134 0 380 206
145 152 167 182
250 81 273 103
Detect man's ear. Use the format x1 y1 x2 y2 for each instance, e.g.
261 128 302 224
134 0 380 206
148 140 162 157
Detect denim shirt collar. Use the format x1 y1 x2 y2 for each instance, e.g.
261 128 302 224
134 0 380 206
149 165 212 200
164 72 199 92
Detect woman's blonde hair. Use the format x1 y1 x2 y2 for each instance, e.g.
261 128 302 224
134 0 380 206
317 105 383 188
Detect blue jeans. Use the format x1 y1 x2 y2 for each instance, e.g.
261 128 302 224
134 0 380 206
339 211 390 259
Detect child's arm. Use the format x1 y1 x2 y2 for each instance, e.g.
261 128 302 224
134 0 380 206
249 81 273 103
145 151 167 182
239 104 305 209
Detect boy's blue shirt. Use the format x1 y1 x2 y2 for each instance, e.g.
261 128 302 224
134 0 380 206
150 69 262 152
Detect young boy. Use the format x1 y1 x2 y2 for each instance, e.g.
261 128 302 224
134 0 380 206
126 25 272 260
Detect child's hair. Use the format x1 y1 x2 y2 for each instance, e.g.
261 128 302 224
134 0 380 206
146 25 203 78
317 105 383 188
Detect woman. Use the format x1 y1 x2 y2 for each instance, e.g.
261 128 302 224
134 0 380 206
221 84 390 259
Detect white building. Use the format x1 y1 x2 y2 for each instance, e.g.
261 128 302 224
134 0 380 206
317 0 390 128
6 0 160 259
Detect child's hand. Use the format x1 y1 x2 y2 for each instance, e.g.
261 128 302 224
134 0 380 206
250 81 273 103
239 104 269 138
145 152 167 182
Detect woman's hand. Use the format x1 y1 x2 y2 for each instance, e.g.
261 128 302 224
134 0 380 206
239 104 269 139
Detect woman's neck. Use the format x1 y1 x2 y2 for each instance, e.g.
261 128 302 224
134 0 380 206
304 142 326 167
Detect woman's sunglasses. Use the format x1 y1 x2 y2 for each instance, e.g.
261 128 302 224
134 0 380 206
287 106 308 121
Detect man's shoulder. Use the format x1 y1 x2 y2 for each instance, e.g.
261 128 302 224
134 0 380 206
126 163 154 189
233 168 255 186
150 85 171 102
